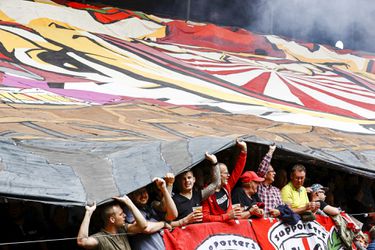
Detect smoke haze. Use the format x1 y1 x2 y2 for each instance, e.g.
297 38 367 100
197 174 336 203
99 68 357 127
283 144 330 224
250 0 375 52
97 0 375 52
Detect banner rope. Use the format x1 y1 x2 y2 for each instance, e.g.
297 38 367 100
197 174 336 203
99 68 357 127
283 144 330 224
0 231 135 246
348 212 375 217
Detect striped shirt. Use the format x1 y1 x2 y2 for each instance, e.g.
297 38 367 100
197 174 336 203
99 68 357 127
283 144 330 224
257 154 283 216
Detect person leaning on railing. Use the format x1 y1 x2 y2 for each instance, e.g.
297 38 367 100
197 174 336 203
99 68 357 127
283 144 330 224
281 164 319 215
308 183 339 216
232 171 265 219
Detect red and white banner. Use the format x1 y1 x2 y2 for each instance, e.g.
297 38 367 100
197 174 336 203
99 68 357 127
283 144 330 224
163 220 259 250
163 216 349 250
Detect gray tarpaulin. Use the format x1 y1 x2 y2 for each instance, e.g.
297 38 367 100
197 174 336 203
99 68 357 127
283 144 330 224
0 133 374 206
0 137 235 206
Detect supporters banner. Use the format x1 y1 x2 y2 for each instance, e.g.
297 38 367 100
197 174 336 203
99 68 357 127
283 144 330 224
251 216 343 250
163 216 346 250
163 220 260 250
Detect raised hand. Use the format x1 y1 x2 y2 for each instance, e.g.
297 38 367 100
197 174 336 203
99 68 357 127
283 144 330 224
164 172 175 186
268 143 276 154
205 152 218 164
153 177 166 190
113 195 131 205
236 139 247 152
85 201 97 214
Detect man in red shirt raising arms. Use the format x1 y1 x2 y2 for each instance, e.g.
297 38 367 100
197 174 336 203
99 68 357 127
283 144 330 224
202 139 247 222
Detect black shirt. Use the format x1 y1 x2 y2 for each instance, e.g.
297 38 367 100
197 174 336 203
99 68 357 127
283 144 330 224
215 189 229 211
317 200 328 210
173 190 202 220
232 187 261 210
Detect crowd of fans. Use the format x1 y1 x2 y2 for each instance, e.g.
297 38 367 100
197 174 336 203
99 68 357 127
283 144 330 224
0 139 374 249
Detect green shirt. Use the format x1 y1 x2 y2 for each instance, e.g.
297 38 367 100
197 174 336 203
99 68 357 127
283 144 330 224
281 182 309 209
93 226 131 250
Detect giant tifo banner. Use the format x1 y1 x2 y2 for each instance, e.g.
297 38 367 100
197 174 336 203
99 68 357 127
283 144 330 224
163 216 349 250
0 0 374 134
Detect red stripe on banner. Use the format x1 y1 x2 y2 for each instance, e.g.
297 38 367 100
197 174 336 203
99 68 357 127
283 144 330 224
242 72 271 94
187 63 253 68
202 68 255 75
336 68 375 92
183 62 250 67
179 59 218 63
67 2 102 10
291 74 357 87
93 10 136 24
0 52 11 61
281 78 365 118
305 81 373 97
287 78 374 114
302 237 311 250
290 74 375 98
316 215 335 232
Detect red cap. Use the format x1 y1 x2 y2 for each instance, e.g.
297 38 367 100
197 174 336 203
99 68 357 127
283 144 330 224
240 171 264 183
